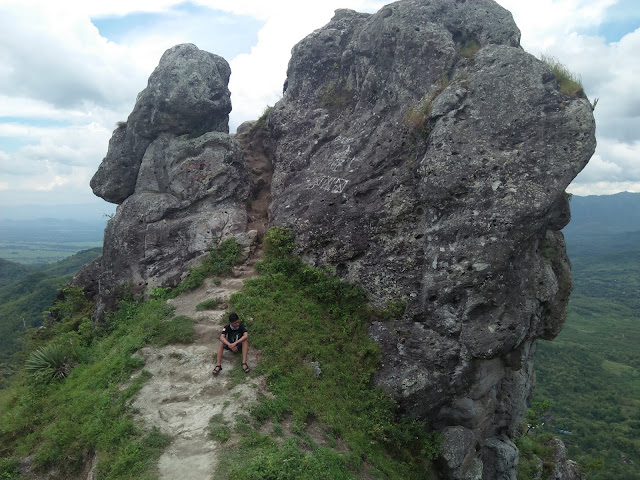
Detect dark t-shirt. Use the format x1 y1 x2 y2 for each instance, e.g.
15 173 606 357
221 324 247 344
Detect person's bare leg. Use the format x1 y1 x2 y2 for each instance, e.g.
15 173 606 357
241 340 250 372
213 343 224 375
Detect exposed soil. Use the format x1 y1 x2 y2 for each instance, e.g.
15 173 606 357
131 259 265 479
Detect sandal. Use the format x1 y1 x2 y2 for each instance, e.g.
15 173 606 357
212 365 222 376
242 362 251 373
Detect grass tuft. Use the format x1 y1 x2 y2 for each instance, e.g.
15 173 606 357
171 238 242 296
405 73 452 139
458 40 479 59
540 55 585 98
251 106 272 132
196 298 220 311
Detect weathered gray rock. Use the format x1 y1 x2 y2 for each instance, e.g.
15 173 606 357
265 0 595 478
545 438 584 480
91 44 231 204
482 435 519 480
438 426 483 480
78 46 250 318
75 1 594 477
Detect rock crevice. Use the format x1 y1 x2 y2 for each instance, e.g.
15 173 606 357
77 2 595 479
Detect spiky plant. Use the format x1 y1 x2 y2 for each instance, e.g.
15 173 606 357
25 343 72 381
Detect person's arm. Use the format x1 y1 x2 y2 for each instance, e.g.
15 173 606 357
220 331 232 348
232 331 248 346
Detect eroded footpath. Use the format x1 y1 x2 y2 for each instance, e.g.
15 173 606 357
131 261 263 479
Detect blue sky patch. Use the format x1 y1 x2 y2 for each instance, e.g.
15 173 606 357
92 2 263 59
589 0 640 43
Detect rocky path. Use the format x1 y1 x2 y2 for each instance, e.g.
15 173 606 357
131 261 262 480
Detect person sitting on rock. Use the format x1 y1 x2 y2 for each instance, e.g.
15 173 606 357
212 312 250 375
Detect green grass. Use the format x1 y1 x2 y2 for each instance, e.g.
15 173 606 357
209 414 232 443
196 298 220 311
1 230 440 480
540 55 585 98
216 227 440 479
458 40 479 59
250 106 272 132
0 288 190 479
170 238 242 296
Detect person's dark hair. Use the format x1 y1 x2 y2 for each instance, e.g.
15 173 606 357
229 312 239 323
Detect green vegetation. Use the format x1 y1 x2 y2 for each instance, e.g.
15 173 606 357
0 285 188 479
0 248 102 373
251 105 272 131
404 73 452 139
170 238 242 296
540 55 585 98
215 227 440 479
208 414 232 443
458 40 479 59
533 229 640 479
516 433 555 480
196 298 220 311
25 343 74 382
0 229 440 479
320 81 354 110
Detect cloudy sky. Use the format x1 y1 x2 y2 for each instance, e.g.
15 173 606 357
0 0 639 215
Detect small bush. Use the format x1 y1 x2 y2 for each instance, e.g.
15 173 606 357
541 55 585 98
25 343 73 381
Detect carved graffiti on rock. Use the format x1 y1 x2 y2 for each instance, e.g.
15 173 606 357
308 174 349 194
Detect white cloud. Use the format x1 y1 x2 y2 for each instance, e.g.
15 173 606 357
0 0 638 209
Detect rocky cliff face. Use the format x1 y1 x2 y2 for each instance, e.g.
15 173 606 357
78 44 254 318
78 1 595 479
265 1 594 478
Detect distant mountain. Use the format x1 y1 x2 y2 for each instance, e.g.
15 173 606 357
0 258 36 288
0 217 107 244
534 191 640 480
564 192 640 259
565 191 640 236
0 202 116 222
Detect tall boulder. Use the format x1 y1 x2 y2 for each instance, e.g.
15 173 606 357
78 44 251 317
265 0 595 478
91 44 232 204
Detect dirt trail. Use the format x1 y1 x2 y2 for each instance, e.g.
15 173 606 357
132 260 263 480
131 127 273 479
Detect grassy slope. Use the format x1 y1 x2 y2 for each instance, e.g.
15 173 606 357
0 248 102 370
0 232 440 480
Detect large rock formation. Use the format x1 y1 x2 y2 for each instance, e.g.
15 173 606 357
264 0 595 478
78 44 253 317
77 1 595 478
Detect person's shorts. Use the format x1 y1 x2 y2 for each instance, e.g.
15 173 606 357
223 343 242 352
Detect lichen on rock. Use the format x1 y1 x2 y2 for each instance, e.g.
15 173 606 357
264 0 596 478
